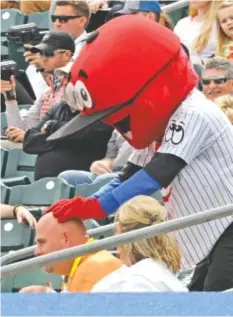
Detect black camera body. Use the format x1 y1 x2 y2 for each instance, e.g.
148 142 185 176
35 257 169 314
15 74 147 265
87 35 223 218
0 60 17 100
6 23 45 46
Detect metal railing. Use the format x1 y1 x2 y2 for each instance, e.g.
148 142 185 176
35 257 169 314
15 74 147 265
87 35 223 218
162 0 189 13
1 204 232 278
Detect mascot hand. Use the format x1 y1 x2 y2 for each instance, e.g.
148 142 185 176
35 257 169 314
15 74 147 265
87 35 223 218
44 197 106 222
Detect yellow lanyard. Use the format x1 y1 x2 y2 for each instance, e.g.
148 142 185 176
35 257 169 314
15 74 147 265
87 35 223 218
62 238 95 291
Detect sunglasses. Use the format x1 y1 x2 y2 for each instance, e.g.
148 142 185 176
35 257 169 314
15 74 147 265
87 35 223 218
202 77 229 85
51 15 83 23
40 49 66 58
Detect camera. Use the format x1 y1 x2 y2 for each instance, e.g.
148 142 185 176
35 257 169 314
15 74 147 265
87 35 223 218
6 23 45 46
0 60 17 100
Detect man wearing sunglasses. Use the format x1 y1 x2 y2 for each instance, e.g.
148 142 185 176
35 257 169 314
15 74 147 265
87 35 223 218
2 31 75 149
25 0 90 99
202 57 233 101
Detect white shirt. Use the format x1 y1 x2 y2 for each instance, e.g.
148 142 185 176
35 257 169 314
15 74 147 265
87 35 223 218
26 31 87 100
92 258 188 292
174 17 217 64
158 89 233 268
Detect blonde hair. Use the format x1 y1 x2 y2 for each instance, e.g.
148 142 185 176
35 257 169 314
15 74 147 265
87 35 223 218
159 12 174 30
216 1 233 56
215 94 233 122
189 1 223 54
115 196 181 273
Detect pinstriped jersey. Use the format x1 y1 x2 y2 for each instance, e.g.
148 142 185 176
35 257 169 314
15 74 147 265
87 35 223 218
158 89 233 268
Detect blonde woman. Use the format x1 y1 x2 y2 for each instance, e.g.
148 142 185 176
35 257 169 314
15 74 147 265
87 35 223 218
215 94 233 123
174 0 222 64
216 1 233 60
92 196 187 292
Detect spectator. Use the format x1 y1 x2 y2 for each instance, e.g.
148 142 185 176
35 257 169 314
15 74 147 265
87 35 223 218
22 72 112 179
58 130 133 187
28 0 90 98
1 0 51 14
216 1 233 60
92 196 187 292
20 211 122 293
202 56 233 101
110 0 173 30
215 94 233 123
1 31 74 149
1 204 37 228
174 0 221 64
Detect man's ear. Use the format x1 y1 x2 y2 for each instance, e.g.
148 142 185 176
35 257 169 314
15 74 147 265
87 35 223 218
62 230 70 245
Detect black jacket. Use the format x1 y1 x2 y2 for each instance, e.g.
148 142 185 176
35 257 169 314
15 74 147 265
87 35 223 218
23 102 112 180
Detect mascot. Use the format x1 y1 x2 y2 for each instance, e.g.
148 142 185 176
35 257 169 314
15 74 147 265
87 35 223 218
46 16 233 291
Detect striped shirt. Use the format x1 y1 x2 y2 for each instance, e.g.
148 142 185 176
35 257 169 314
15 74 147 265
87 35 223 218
158 89 233 268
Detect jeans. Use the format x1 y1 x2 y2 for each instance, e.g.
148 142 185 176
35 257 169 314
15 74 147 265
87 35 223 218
58 170 118 188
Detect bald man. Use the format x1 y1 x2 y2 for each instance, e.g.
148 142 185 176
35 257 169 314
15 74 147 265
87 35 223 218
20 212 122 293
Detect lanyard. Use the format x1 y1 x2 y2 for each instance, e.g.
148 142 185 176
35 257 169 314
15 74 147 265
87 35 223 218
62 238 95 291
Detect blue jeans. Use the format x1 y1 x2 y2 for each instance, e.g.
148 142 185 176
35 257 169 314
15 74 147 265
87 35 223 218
58 170 117 188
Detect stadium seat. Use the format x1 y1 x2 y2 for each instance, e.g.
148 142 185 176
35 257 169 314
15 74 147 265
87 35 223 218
7 177 75 208
27 11 49 30
1 112 8 135
2 148 37 185
168 5 189 25
1 220 33 253
1 148 9 177
1 268 62 293
1 9 26 59
0 183 11 204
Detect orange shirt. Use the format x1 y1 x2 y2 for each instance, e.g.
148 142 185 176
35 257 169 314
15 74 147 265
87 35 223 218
66 250 122 292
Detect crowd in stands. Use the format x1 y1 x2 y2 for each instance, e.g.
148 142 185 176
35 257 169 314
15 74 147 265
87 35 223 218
1 0 233 294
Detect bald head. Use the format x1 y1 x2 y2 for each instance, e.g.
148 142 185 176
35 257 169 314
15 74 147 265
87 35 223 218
35 212 88 275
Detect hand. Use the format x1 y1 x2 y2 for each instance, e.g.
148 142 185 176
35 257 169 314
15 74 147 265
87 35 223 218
15 205 37 228
19 285 49 293
88 0 108 13
6 127 25 142
0 76 16 101
90 160 112 175
24 44 44 70
44 196 106 221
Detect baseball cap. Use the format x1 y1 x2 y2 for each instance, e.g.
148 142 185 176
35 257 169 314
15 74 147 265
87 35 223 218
117 0 161 15
31 31 75 56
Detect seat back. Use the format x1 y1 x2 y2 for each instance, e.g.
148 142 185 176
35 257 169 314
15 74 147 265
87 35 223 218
1 220 33 252
1 148 9 178
4 149 37 182
8 177 75 207
168 5 189 25
27 11 49 30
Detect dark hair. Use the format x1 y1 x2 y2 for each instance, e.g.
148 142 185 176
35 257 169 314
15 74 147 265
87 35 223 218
56 0 90 22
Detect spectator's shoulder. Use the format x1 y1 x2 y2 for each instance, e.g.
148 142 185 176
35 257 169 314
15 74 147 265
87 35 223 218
84 250 121 269
174 16 191 30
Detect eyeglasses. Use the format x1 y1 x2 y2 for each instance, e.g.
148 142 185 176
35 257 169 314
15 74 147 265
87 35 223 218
51 15 83 23
202 77 229 85
40 49 66 58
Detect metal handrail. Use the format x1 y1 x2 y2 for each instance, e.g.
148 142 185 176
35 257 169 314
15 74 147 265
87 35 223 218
0 223 115 266
162 0 189 13
1 204 232 278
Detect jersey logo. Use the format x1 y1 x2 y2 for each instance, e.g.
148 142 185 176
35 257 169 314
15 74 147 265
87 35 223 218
165 120 185 145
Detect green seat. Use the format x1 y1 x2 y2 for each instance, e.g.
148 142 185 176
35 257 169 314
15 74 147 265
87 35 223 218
1 219 33 252
3 148 37 184
7 177 75 207
168 5 189 25
1 9 26 59
1 112 8 135
0 183 11 204
27 11 49 30
1 268 62 293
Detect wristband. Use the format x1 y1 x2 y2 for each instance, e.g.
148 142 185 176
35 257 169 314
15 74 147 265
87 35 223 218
12 204 24 218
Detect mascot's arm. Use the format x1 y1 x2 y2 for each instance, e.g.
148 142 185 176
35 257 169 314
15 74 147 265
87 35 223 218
45 153 186 222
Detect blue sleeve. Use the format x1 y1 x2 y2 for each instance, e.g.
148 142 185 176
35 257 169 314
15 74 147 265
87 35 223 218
99 169 161 215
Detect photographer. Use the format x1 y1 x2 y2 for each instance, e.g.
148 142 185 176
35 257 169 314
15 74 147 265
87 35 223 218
1 31 75 149
28 0 90 99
